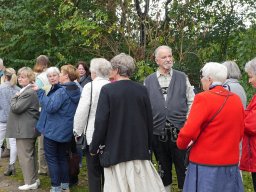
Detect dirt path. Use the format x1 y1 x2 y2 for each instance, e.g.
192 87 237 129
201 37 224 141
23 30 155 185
0 157 46 192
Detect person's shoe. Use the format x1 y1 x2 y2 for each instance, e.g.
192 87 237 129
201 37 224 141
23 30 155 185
1 148 10 158
50 186 61 192
18 182 38 190
4 163 15 176
62 189 70 192
36 179 40 186
61 183 70 192
38 170 48 176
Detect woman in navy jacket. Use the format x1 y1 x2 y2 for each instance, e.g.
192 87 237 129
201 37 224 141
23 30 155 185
90 53 165 192
34 65 80 192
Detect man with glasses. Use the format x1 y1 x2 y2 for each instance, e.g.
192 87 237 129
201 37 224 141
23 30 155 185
144 45 195 192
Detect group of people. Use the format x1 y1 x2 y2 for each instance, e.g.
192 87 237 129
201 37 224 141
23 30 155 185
0 45 256 192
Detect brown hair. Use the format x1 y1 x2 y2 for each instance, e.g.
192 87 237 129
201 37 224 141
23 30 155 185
76 60 90 76
61 64 79 82
33 55 50 73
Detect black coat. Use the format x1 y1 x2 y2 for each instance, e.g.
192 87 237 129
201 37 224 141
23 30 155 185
79 75 92 88
90 80 153 167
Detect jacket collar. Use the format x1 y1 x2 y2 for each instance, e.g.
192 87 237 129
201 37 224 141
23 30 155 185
208 85 233 96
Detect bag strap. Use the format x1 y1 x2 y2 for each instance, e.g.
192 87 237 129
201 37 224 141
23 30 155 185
190 93 230 147
84 82 93 134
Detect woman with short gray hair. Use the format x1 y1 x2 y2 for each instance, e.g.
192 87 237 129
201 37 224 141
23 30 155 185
90 53 165 192
110 53 135 77
74 58 112 192
222 61 247 108
240 57 256 192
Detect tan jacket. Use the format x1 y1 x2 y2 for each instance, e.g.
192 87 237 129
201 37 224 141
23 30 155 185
6 86 40 138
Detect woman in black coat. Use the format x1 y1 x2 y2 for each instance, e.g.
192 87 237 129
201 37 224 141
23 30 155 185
90 53 165 192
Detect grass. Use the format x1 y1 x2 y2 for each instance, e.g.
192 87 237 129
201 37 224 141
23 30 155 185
0 157 254 192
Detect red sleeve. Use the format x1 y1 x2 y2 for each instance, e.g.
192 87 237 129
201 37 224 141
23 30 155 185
244 96 256 136
245 109 256 135
177 94 209 149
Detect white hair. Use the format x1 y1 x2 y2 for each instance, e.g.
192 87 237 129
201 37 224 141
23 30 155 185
201 62 227 83
222 61 241 79
90 58 112 78
46 67 60 76
154 45 172 59
245 57 256 75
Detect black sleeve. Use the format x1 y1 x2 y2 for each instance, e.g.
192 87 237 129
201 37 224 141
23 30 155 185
89 87 110 154
144 88 153 152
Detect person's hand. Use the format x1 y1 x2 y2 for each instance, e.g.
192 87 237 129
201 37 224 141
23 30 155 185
75 136 80 142
15 92 20 96
90 149 100 156
31 83 39 91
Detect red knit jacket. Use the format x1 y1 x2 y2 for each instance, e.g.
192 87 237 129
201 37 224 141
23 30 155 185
177 86 244 165
240 95 256 172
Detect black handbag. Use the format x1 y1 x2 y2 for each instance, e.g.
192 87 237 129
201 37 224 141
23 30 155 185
76 82 93 150
99 150 111 167
69 152 80 176
184 93 230 167
76 133 87 150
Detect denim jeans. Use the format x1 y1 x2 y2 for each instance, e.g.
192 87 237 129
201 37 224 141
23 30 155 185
44 137 69 187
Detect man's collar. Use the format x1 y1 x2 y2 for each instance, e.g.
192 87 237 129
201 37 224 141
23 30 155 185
156 68 173 78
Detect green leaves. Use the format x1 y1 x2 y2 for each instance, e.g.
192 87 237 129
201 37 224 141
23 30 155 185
0 0 255 89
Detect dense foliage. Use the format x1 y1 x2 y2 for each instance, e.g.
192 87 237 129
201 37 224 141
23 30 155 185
0 0 255 92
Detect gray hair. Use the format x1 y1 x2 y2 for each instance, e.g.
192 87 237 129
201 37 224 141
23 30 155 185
201 62 227 83
245 57 256 75
222 61 241 79
90 58 112 78
154 45 172 59
110 53 135 77
46 67 60 76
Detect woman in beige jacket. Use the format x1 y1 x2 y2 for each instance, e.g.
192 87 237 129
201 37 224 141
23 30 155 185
6 67 40 191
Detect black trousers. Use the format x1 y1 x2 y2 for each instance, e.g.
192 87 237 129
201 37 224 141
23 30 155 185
85 146 104 192
252 172 256 192
152 134 186 189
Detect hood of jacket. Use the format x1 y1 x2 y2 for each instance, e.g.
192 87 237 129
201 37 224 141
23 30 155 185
62 82 81 104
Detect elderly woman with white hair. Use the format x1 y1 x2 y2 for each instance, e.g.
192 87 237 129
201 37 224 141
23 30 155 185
73 58 112 192
34 65 81 192
240 57 256 192
177 62 244 192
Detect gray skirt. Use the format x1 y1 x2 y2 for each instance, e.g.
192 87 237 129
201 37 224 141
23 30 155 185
183 163 244 192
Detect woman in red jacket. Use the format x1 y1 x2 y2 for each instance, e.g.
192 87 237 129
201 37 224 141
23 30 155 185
177 62 244 192
240 57 256 191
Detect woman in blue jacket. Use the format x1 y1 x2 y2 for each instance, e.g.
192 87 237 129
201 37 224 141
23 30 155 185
33 65 81 192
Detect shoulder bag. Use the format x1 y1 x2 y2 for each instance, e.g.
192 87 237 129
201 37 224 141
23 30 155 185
184 93 230 167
